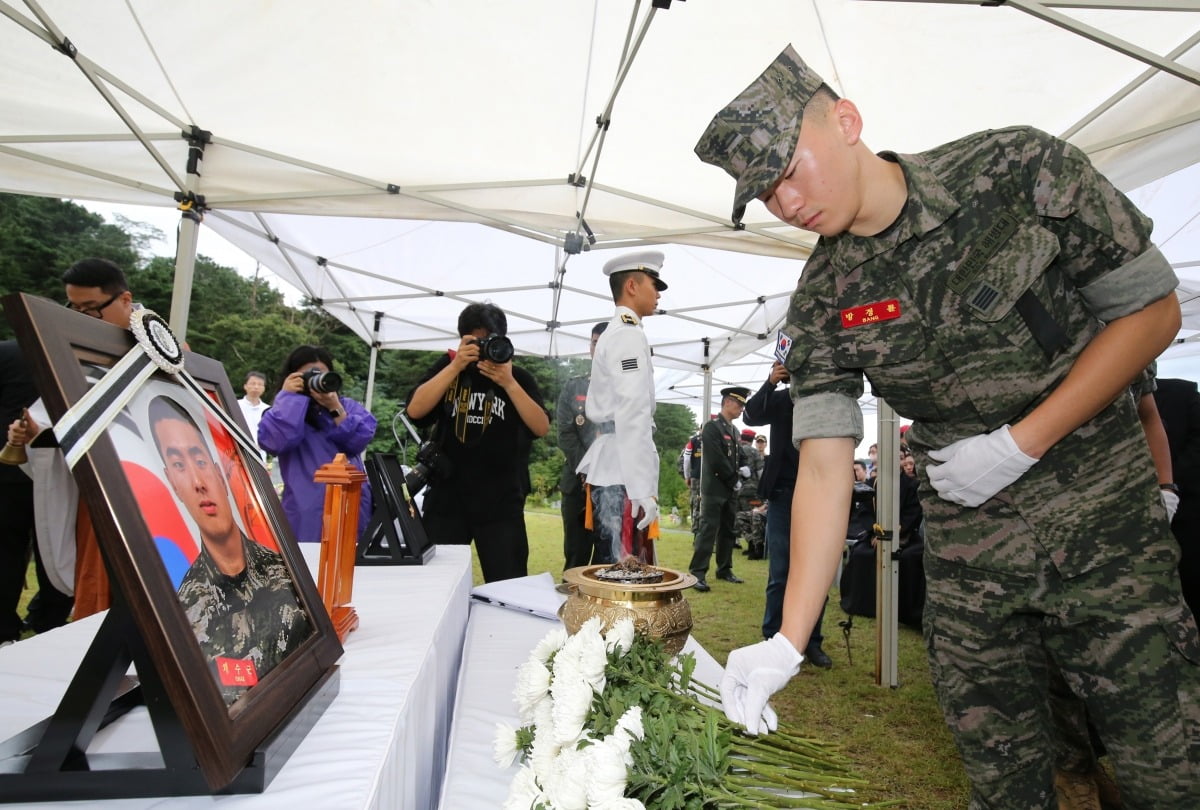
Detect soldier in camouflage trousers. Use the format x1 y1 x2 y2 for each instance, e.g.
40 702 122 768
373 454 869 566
696 45 1199 808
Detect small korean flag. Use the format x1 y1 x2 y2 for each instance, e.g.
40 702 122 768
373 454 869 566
774 330 793 365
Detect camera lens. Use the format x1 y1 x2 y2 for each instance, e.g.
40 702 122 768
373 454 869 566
478 333 514 364
303 369 343 394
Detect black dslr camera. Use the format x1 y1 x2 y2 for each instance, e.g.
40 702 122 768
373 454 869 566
301 368 343 394
394 407 452 496
474 333 514 364
405 439 452 496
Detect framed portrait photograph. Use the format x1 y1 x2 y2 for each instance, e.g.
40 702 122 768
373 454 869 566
1 292 342 795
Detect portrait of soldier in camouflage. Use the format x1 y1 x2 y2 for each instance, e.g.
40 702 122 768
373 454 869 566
696 44 1199 808
148 395 310 705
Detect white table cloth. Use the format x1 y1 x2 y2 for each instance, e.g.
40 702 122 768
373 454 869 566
0 544 472 810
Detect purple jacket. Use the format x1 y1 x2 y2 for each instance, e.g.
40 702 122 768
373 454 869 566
257 390 377 542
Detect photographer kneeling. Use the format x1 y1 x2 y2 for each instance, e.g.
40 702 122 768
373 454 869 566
258 345 377 543
406 303 549 583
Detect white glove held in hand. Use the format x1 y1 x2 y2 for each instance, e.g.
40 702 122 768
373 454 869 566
631 497 658 531
926 425 1038 507
739 465 752 479
720 634 803 735
1162 489 1179 523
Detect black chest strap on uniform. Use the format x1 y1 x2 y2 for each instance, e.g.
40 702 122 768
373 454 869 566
1014 289 1071 360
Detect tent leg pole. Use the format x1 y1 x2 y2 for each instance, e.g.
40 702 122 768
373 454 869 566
875 397 900 688
364 312 382 411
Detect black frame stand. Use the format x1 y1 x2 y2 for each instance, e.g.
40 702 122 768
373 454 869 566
0 598 338 802
356 453 435 566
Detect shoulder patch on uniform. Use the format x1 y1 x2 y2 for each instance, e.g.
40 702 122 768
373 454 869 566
620 357 639 372
620 314 637 325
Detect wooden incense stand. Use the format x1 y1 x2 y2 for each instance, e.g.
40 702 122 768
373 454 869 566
314 453 366 643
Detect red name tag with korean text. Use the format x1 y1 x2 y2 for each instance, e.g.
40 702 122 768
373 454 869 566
216 656 259 687
841 299 901 328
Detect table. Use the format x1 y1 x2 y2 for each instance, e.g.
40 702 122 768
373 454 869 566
0 544 472 810
437 595 723 807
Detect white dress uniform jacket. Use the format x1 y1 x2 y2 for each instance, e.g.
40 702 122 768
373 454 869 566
575 306 658 500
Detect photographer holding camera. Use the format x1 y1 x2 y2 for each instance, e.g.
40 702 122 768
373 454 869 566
406 302 549 583
258 345 378 543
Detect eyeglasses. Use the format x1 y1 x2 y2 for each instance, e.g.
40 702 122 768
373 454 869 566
65 291 122 318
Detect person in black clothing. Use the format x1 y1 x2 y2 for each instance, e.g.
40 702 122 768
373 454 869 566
0 340 71 643
688 387 751 591
406 303 550 583
743 361 831 666
1155 377 1200 616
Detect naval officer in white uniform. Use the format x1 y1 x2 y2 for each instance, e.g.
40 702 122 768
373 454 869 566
575 250 666 564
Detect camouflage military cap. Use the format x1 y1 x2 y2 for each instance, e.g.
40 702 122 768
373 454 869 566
694 45 827 223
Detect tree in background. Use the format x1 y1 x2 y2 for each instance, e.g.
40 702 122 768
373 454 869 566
0 193 698 507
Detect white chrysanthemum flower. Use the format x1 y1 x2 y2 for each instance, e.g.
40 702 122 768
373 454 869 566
501 764 546 810
529 714 562 782
532 626 568 664
604 618 636 656
578 615 606 640
615 706 644 742
544 746 590 810
584 738 629 804
577 623 608 693
551 674 594 746
492 722 520 768
514 659 552 722
533 694 554 732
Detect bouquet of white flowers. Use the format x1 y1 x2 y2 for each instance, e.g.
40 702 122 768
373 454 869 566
495 617 901 809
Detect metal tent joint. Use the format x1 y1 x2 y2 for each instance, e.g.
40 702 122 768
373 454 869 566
55 37 77 59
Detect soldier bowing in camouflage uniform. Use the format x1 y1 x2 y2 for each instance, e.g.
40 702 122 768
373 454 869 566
697 45 1199 809
150 396 309 705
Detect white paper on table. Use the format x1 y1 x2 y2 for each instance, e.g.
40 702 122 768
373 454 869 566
470 572 566 620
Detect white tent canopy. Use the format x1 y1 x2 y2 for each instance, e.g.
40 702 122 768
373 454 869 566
2 0 1199 413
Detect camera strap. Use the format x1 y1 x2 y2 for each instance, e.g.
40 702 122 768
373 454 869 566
443 371 494 447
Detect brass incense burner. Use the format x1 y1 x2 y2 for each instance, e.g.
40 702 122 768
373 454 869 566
559 560 698 656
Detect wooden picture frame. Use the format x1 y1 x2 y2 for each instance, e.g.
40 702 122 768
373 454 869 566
0 293 342 798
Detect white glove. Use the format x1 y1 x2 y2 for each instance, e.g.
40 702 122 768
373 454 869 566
739 465 752 479
1162 489 1180 523
631 497 658 531
720 634 803 735
926 425 1038 507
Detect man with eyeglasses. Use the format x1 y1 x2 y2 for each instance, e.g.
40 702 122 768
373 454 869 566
7 258 140 622
62 258 136 326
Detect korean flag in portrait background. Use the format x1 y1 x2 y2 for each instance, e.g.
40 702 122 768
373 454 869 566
112 378 278 590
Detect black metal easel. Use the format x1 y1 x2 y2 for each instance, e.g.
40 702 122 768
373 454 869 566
0 596 337 802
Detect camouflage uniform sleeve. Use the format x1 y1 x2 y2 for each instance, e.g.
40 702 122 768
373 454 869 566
783 255 865 447
1025 129 1177 322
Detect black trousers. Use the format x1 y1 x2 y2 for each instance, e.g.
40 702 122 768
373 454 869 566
0 480 35 642
561 486 605 571
423 503 529 583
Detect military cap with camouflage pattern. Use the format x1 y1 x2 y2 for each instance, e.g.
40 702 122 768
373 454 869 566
693 44 827 224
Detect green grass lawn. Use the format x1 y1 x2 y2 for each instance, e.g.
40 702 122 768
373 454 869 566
470 507 971 809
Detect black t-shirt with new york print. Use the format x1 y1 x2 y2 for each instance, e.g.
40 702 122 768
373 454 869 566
408 353 545 515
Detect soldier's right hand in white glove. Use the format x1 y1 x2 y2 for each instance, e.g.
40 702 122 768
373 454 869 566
1162 489 1180 523
631 497 658 531
738 465 752 479
720 634 803 735
926 425 1038 507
